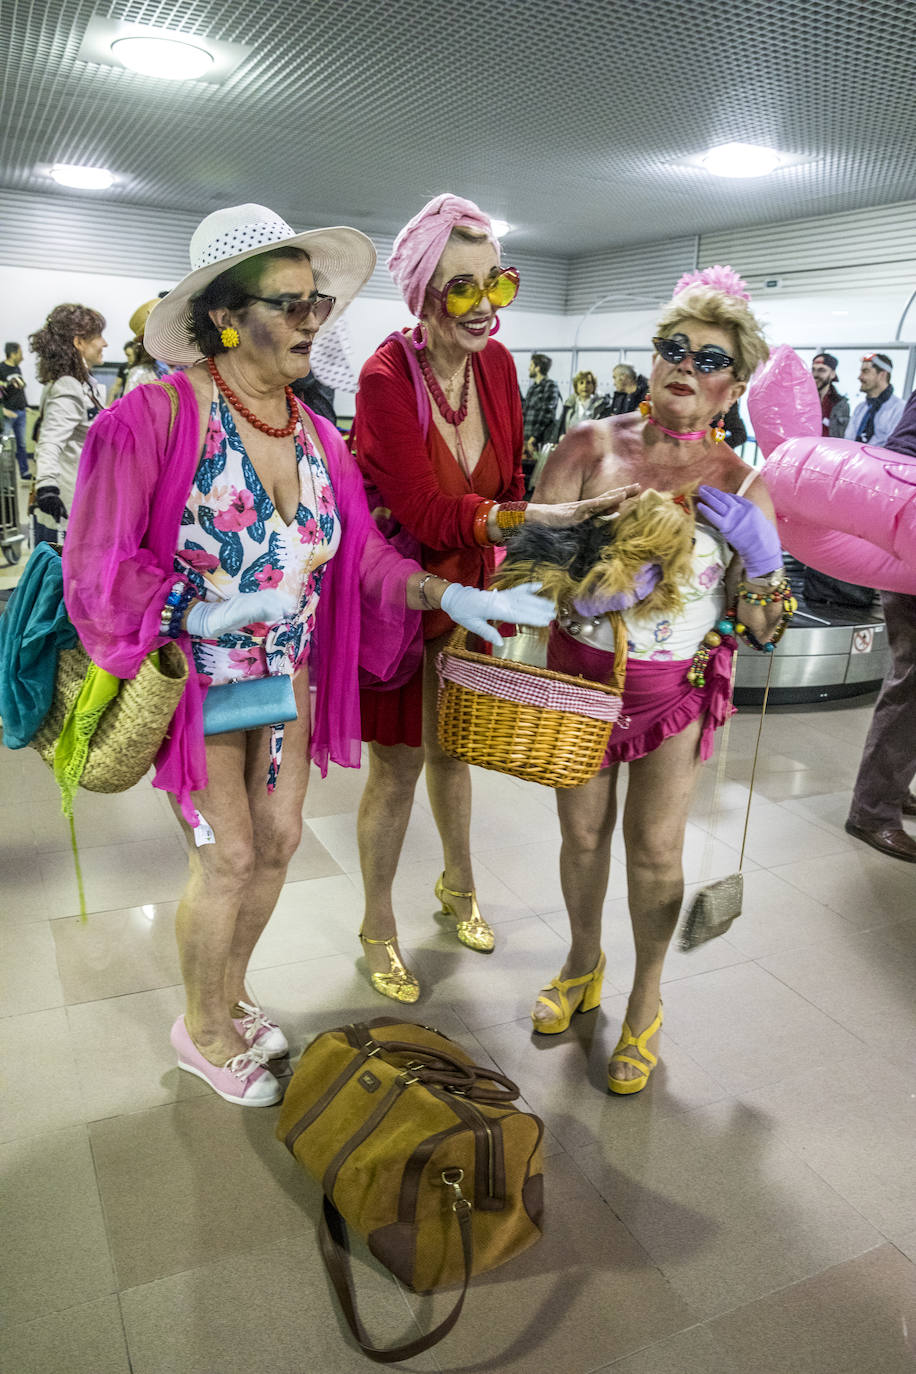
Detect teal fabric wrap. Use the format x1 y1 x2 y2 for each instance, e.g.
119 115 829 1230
0 543 79 748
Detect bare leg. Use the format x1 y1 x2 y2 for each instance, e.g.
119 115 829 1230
610 716 704 1082
224 671 312 1007
169 672 313 1064
531 765 618 1024
356 740 424 979
421 629 475 895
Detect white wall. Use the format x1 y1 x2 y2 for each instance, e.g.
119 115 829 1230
5 263 914 425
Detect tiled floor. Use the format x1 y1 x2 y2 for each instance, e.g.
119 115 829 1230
1 694 915 1372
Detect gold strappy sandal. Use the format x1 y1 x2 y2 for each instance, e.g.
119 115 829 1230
434 873 495 952
358 933 420 1004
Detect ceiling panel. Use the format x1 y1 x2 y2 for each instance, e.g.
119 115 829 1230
1 0 914 256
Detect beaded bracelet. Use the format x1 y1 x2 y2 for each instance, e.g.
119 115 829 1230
472 499 497 547
738 577 793 606
495 500 528 532
160 580 196 639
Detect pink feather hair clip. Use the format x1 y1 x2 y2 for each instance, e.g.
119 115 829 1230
673 264 750 300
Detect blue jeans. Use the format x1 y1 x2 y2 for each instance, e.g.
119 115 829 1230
2 411 29 477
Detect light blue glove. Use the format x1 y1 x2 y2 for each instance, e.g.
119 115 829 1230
696 485 782 578
185 589 297 638
440 581 554 648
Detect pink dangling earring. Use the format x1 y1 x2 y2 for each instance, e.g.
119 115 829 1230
638 396 651 417
411 319 428 351
488 313 501 336
711 413 726 443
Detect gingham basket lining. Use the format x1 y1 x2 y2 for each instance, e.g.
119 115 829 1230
437 655 624 723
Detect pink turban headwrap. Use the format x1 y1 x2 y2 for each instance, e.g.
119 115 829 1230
387 194 500 318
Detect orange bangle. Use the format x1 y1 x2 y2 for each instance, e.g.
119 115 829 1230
473 499 497 546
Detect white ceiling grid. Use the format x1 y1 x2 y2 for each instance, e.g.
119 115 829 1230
1 0 915 257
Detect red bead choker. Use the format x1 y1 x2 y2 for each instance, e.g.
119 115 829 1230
646 414 708 442
417 350 471 426
207 356 298 437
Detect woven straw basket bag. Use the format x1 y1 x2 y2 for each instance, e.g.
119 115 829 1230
436 617 628 789
31 640 188 792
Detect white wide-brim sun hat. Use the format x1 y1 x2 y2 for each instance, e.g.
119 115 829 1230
144 203 377 366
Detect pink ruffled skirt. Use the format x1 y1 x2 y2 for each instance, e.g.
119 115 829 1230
547 624 736 766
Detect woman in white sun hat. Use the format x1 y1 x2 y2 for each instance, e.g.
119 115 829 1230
63 203 556 1107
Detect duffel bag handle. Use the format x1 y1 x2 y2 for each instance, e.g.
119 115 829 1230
319 1170 474 1363
370 1037 521 1102
370 1038 478 1090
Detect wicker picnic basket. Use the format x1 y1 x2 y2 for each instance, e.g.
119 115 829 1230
436 617 628 789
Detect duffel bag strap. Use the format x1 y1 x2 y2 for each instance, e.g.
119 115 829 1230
318 1170 474 1364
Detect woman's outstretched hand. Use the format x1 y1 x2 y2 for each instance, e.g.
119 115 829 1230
440 581 554 647
524 483 640 529
185 589 298 638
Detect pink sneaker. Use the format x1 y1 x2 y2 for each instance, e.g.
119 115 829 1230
233 1000 289 1059
170 1015 282 1106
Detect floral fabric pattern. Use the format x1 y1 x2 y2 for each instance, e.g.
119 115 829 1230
624 527 729 661
177 393 341 686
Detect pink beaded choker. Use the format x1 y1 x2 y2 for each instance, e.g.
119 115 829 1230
646 414 707 442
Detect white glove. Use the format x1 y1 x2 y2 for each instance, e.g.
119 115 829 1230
440 581 553 647
185 589 297 638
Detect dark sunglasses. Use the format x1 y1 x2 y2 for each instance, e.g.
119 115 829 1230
427 267 520 318
653 336 734 374
248 293 336 327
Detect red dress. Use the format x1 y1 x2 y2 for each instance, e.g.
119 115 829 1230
355 336 525 746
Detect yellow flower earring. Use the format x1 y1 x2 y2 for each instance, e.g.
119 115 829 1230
220 326 240 349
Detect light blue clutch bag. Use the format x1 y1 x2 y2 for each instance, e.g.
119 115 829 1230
202 675 298 735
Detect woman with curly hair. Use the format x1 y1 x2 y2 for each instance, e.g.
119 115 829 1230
528 267 784 1093
556 370 608 438
31 303 107 542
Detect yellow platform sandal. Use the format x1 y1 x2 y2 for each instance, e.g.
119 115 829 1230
434 873 495 952
531 953 606 1034
358 933 420 1004
608 1003 663 1095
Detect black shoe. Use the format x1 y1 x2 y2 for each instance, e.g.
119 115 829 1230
844 820 916 862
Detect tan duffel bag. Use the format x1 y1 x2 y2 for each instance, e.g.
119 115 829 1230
277 1016 544 1363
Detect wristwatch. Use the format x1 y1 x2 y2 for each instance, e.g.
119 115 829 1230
747 568 785 588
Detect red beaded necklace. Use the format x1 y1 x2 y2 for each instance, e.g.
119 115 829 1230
417 350 471 427
207 356 298 438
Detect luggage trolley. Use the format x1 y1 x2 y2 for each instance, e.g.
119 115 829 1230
0 433 26 564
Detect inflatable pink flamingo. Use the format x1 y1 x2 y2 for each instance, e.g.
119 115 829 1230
748 345 916 594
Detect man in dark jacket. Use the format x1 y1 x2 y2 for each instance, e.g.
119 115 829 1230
845 392 916 861
0 342 31 478
811 350 850 438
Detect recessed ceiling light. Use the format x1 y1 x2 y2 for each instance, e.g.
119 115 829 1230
700 142 782 178
50 164 115 190
488 218 513 237
111 35 215 80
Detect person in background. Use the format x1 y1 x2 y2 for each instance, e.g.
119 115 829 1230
608 363 648 415
64 202 557 1108
522 352 561 456
353 194 635 1004
556 370 608 438
0 342 31 478
30 304 107 543
530 266 780 1094
811 350 849 438
844 391 916 863
846 351 904 443
291 371 337 425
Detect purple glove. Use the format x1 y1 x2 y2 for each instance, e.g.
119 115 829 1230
574 562 662 616
696 485 782 578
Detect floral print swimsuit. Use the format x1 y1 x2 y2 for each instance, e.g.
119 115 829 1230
176 387 340 786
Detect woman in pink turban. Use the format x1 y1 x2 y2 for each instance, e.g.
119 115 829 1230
352 193 634 1003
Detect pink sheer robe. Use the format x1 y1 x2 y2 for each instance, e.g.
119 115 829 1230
63 371 422 824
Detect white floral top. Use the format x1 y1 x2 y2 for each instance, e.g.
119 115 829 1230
176 390 341 687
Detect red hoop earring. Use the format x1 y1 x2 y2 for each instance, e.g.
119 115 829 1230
488 313 501 336
411 320 428 351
